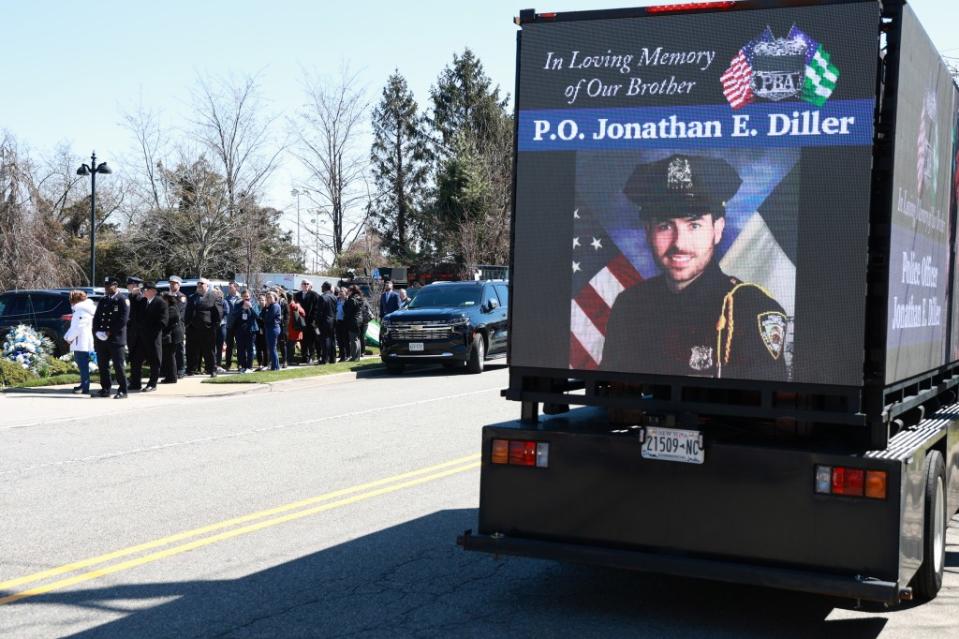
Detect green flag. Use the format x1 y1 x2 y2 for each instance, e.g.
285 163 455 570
802 45 840 107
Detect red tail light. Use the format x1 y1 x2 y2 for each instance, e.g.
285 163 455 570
832 467 864 496
61 314 73 322
817 465 885 499
491 439 549 468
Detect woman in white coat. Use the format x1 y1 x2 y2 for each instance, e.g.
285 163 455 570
64 290 97 395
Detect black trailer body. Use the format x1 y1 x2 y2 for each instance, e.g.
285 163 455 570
462 0 959 605
461 404 959 603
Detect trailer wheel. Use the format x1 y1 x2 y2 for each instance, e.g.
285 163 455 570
466 335 485 374
913 450 946 601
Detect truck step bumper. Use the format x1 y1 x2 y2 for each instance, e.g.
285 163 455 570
457 529 905 605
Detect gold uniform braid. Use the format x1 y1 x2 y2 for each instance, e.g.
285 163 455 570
715 282 777 372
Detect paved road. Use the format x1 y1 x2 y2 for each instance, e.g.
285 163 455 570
0 365 956 638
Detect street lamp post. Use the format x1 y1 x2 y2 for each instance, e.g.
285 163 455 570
76 152 112 287
291 188 302 264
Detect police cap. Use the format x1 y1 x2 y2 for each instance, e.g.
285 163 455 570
103 276 120 285
168 275 183 284
143 281 158 291
127 276 143 286
623 154 742 222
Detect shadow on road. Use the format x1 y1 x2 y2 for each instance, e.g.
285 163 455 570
0 509 900 639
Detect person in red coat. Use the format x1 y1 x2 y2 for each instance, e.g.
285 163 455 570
286 292 306 365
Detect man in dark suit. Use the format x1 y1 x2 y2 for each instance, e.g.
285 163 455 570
92 276 130 399
125 276 149 391
379 279 400 319
317 282 338 364
293 279 320 364
168 276 188 378
185 278 222 377
140 282 169 391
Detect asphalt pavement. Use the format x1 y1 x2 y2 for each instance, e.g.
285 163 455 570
0 364 956 638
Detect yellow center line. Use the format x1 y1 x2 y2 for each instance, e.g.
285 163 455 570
0 453 480 593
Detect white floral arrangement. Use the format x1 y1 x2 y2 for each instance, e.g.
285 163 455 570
2 324 54 374
58 351 99 374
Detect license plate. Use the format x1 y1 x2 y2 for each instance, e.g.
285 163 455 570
641 426 704 464
408 342 424 352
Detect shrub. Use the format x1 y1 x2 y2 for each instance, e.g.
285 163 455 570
0 358 37 387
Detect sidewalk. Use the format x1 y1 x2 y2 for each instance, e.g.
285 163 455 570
1 361 384 400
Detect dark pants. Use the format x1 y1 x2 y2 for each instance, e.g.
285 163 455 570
224 327 236 369
75 351 92 393
215 324 227 368
301 329 317 362
285 338 298 365
128 336 146 390
175 341 185 377
145 336 162 387
162 341 177 383
349 329 363 361
277 333 288 366
267 327 281 370
335 321 349 361
236 332 255 370
187 326 216 375
94 341 127 394
319 326 336 364
256 332 267 367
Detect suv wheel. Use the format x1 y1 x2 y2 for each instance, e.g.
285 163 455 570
467 334 485 374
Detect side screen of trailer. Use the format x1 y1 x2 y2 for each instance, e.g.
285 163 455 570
510 1 880 385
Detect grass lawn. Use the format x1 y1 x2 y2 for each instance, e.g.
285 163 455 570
3 373 82 389
203 360 383 384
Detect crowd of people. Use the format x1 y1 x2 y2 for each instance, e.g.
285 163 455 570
64 275 386 399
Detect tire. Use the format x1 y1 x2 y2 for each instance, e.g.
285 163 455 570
467 335 485 374
385 362 404 375
913 450 947 601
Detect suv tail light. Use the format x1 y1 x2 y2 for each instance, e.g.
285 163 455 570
60 314 73 322
491 439 549 468
815 465 886 500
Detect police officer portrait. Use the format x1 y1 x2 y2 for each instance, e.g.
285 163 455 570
570 148 799 381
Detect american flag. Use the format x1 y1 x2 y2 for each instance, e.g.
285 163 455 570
720 48 755 109
569 204 643 370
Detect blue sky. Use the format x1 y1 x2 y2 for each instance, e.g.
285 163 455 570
1 0 956 219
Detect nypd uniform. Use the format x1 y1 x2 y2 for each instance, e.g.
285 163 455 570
601 154 788 381
126 276 149 391
92 276 130 397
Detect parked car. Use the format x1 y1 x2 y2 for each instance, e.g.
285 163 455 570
0 289 104 356
379 280 509 374
156 279 245 297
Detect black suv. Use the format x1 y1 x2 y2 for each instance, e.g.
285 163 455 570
379 280 509 374
0 289 102 356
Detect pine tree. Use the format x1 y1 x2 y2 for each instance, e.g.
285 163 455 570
369 71 431 259
428 50 513 266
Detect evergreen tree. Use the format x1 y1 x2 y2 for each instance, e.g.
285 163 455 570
428 50 513 266
369 71 431 259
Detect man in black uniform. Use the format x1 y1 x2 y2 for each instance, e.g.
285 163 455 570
601 154 788 380
168 276 188 378
92 276 130 398
185 278 222 377
317 282 338 364
125 276 149 391
141 282 168 391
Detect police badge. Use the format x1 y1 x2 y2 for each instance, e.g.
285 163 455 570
689 345 714 371
750 32 807 102
757 312 787 359
667 157 693 191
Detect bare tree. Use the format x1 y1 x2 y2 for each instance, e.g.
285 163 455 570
291 65 370 262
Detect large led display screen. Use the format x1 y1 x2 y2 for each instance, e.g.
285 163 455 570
886 6 957 383
510 1 880 385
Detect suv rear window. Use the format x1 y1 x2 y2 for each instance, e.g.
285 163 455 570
0 293 28 317
407 285 482 308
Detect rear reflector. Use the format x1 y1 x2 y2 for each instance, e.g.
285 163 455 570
816 465 886 499
491 439 509 465
646 1 736 13
865 470 887 500
491 439 548 468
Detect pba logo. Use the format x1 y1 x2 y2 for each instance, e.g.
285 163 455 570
720 26 840 110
